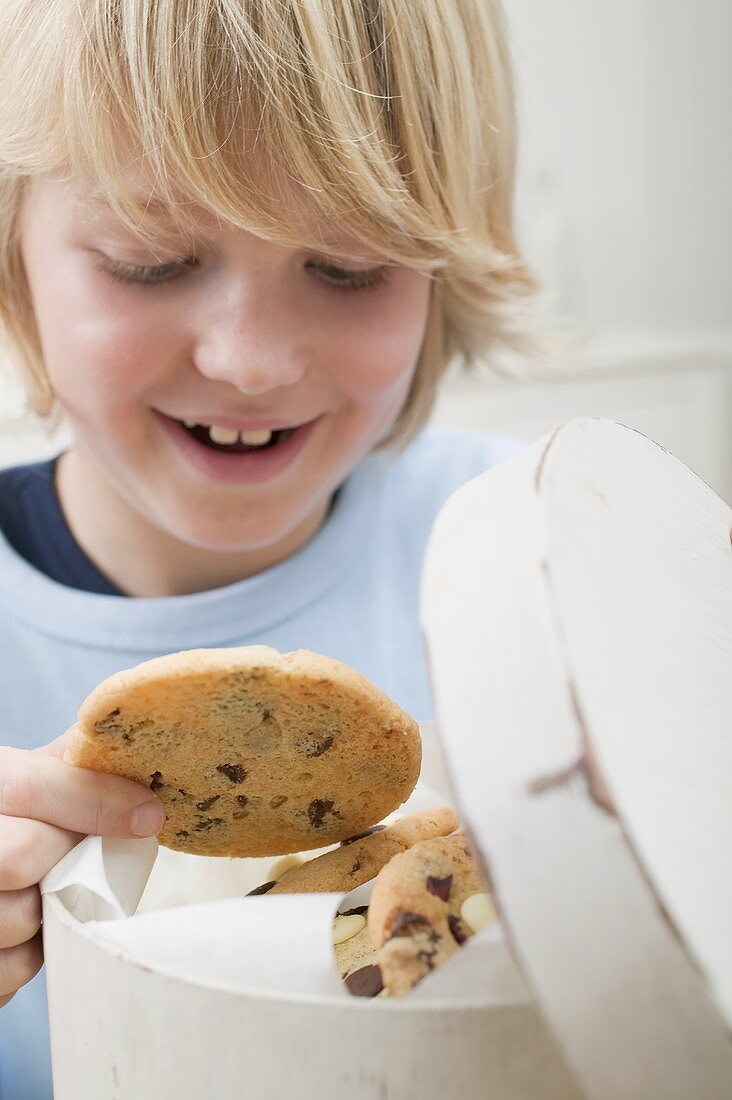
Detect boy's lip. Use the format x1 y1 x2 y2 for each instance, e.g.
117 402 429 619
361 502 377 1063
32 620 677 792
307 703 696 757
154 410 320 484
157 410 321 433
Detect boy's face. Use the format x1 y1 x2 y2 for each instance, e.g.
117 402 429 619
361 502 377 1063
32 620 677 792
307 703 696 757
18 174 431 553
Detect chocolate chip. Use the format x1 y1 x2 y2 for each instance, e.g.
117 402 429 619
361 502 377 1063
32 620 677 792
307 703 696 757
195 795 220 811
349 858 362 876
344 965 384 998
307 798 335 828
389 911 433 938
340 824 386 846
178 788 190 797
448 915 468 945
149 771 164 792
175 830 190 838
247 880 277 896
312 735 334 757
426 874 453 902
416 945 439 970
298 733 335 758
217 764 247 784
236 794 248 806
340 905 369 917
193 817 225 831
95 708 122 734
261 709 271 721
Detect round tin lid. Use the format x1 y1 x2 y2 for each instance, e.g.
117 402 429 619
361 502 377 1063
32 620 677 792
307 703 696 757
421 418 732 1100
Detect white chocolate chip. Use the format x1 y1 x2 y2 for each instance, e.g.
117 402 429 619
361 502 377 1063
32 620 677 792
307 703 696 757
268 853 304 881
460 892 497 934
333 913 366 945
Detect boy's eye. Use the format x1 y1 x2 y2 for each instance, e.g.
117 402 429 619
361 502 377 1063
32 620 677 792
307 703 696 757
98 255 390 291
98 256 194 285
313 262 390 290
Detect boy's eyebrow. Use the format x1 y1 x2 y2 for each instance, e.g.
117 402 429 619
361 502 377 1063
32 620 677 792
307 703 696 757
71 189 211 235
72 190 390 261
72 190 171 215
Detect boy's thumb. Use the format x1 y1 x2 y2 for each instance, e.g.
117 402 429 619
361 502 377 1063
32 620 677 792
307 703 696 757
31 726 77 760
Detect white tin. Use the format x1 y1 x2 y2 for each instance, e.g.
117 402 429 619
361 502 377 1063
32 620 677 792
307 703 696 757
43 418 732 1099
43 723 578 1099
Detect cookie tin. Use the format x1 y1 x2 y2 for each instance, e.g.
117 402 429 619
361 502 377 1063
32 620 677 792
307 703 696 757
42 415 731 1099
42 720 580 1099
421 417 732 1100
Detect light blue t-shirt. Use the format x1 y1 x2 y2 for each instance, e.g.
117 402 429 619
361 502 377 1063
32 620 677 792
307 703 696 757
0 425 524 1099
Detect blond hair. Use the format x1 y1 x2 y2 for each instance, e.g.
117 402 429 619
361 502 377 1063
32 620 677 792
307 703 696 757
0 0 540 450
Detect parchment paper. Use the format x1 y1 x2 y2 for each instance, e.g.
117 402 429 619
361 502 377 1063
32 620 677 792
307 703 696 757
41 769 530 1004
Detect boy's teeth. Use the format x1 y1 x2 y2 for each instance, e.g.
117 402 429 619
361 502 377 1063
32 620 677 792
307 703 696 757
240 429 273 445
180 420 277 447
208 425 240 445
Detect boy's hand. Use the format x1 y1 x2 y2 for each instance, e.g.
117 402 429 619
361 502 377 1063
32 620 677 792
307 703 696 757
0 727 164 1008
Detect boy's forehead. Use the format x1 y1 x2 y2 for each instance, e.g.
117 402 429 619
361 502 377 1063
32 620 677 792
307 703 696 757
70 181 381 260
71 184 219 228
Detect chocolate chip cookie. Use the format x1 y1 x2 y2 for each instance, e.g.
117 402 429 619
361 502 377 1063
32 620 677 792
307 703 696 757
64 646 421 856
249 806 459 895
367 833 496 997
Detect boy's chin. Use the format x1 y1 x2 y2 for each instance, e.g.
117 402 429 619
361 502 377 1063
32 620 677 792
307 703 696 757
175 525 291 554
167 508 312 554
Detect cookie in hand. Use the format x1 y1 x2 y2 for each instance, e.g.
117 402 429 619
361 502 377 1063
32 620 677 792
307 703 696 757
64 646 421 856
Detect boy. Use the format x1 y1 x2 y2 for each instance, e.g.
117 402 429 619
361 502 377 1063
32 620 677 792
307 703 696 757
0 0 541 1094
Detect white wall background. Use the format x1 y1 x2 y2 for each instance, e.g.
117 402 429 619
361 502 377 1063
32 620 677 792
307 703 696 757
432 0 732 502
507 0 732 335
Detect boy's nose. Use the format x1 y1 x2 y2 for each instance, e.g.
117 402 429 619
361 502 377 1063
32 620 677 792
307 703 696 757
194 346 307 396
191 288 308 395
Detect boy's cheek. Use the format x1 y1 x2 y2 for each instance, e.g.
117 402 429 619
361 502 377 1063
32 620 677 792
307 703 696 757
45 322 178 411
336 333 422 400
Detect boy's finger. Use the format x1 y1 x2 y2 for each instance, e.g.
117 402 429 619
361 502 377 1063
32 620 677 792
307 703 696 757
0 932 43 999
32 723 84 760
32 732 71 760
0 816 82 892
0 886 43 949
0 746 165 838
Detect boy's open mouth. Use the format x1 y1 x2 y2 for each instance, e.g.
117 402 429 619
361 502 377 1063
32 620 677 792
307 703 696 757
155 410 320 482
177 421 295 455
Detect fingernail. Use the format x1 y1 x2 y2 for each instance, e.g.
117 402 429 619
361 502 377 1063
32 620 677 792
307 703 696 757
131 802 165 837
